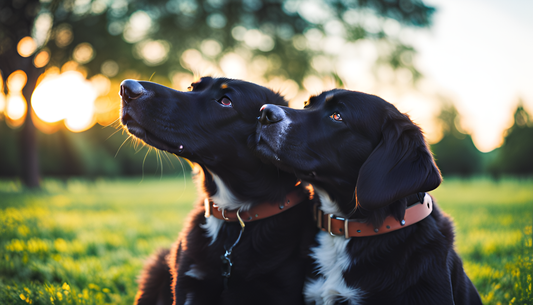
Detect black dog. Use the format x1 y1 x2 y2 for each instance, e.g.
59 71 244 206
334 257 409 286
254 89 482 305
119 77 317 305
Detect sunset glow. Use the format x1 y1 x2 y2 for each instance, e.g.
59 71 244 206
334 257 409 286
6 94 27 122
410 0 533 152
6 70 27 92
0 74 4 113
0 93 5 114
0 0 527 154
4 71 28 127
31 71 97 132
17 36 37 58
33 50 51 68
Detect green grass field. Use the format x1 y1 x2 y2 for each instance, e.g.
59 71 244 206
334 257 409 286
0 177 531 305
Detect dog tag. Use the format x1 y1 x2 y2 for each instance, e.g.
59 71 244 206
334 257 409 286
221 251 232 278
220 208 245 290
221 251 233 289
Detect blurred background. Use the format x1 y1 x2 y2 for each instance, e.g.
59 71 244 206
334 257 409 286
0 0 532 304
0 0 532 184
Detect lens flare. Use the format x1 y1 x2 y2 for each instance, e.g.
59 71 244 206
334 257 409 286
17 36 37 57
73 42 95 64
34 50 51 68
5 71 28 126
0 73 4 114
6 94 27 121
7 70 27 92
0 93 5 114
31 71 97 132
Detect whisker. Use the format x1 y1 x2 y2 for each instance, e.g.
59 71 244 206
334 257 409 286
106 127 123 141
160 150 164 178
175 155 187 202
104 118 121 129
155 150 160 176
140 146 151 183
115 135 132 158
162 151 176 169
156 149 164 179
134 138 147 154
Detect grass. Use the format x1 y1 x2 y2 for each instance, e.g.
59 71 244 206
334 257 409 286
431 178 532 304
0 177 532 304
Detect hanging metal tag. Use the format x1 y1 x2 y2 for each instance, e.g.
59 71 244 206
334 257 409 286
221 251 232 278
220 208 246 289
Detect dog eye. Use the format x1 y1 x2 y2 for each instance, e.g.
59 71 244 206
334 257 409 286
218 97 232 107
330 112 342 122
304 100 310 108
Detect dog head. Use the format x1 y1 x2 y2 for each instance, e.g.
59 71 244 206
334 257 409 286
254 89 441 216
120 77 300 203
120 77 287 168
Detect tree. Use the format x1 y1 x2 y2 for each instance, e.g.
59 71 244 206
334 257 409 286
431 102 482 177
0 0 43 187
1 0 436 186
489 102 533 176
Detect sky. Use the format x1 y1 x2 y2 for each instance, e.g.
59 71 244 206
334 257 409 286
6 0 531 153
409 0 533 152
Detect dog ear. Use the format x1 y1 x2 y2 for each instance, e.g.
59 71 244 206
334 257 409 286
355 111 442 211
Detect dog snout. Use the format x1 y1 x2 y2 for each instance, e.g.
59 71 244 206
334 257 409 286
120 79 144 103
259 104 285 125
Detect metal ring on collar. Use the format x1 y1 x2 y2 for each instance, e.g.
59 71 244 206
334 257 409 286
222 209 230 221
236 208 245 229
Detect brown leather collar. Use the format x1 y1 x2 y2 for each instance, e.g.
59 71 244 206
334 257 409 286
205 188 306 223
315 193 433 238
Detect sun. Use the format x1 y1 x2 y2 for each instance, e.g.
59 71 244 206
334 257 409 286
31 71 97 132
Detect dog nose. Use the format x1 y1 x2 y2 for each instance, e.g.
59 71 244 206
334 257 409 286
259 104 285 125
120 79 144 102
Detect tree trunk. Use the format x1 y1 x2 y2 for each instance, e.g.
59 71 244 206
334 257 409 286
19 68 41 188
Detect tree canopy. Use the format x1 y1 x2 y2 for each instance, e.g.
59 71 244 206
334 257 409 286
430 103 483 177
489 103 533 177
0 0 436 186
2 0 435 85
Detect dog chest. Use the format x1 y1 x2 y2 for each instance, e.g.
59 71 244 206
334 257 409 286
305 231 364 305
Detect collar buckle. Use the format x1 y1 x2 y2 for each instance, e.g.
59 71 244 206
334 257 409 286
328 214 347 237
317 208 324 230
317 193 432 238
207 188 306 223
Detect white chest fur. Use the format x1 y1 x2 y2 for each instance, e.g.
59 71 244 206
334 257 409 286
209 171 252 211
304 188 364 305
199 170 250 244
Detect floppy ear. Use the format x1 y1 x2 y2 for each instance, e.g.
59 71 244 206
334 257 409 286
356 111 442 210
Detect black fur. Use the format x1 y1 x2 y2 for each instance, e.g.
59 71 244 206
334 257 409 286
169 182 317 305
253 89 482 305
136 249 173 305
120 77 317 305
